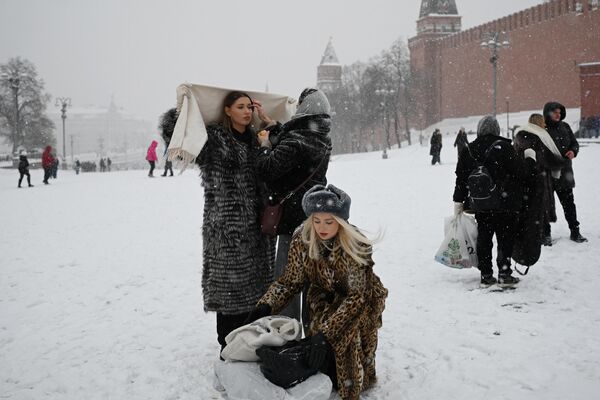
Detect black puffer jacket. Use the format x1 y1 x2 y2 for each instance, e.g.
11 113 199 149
544 101 578 190
454 135 532 212
256 114 332 235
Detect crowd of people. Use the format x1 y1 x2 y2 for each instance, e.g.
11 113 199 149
451 102 588 288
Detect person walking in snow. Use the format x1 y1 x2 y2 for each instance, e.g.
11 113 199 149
513 114 567 248
41 145 54 185
543 102 588 243
146 140 158 177
51 156 59 179
17 150 33 188
254 88 332 324
74 159 81 175
159 91 275 354
107 157 112 172
453 116 534 287
99 158 106 173
430 129 442 165
453 127 469 157
245 184 387 400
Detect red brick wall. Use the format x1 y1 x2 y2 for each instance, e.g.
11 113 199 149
580 63 600 117
411 0 600 128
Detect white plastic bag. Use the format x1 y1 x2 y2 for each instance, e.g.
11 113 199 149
213 361 332 400
434 213 478 269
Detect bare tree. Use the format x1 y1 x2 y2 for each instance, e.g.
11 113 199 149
0 57 55 153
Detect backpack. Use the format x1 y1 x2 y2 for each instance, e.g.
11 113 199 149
467 141 503 212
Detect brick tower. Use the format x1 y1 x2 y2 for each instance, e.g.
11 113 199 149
409 0 462 129
317 37 342 94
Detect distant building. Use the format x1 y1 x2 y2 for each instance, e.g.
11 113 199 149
49 98 153 158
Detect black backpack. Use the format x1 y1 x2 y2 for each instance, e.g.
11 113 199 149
467 141 503 212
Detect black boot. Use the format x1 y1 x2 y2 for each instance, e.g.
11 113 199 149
480 274 497 287
498 273 520 287
570 228 588 243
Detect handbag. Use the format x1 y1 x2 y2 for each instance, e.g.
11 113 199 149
261 156 327 236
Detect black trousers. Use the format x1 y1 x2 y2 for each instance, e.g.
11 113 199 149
43 167 52 183
148 161 155 176
552 187 580 231
162 161 174 176
216 311 250 350
431 152 441 165
475 212 519 276
18 171 31 186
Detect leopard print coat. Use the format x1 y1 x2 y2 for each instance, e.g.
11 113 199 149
258 231 388 400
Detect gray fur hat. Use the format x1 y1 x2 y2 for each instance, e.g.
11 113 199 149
302 184 351 220
477 115 501 137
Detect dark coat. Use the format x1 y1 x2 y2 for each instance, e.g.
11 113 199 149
18 155 29 173
430 131 442 156
453 134 532 212
544 102 578 190
195 124 276 314
256 114 332 235
454 131 469 154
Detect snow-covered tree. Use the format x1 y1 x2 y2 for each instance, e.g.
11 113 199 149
0 57 55 153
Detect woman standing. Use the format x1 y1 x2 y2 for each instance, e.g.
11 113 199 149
161 92 275 353
246 184 387 400
146 140 158 177
255 88 332 322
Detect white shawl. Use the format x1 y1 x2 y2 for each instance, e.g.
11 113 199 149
515 122 564 179
167 83 297 167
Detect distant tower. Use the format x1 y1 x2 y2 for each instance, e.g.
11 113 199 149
409 0 462 129
317 37 342 93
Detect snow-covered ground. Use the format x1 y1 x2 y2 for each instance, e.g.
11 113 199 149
1 137 599 400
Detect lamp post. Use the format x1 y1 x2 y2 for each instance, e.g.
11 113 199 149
375 88 395 158
480 32 510 116
55 97 71 166
0 72 28 154
505 97 510 138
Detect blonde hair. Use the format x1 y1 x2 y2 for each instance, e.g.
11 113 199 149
301 215 375 266
529 113 546 129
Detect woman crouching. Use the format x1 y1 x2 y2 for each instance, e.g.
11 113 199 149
246 184 388 400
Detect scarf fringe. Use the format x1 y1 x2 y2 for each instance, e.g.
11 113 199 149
167 147 196 174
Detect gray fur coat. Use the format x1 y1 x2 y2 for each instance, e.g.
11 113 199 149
197 123 275 314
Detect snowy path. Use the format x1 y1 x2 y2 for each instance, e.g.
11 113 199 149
1 139 599 399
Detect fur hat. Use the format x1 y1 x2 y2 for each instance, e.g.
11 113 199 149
477 115 501 137
302 184 351 220
221 316 302 362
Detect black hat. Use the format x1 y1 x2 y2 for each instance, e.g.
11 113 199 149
302 184 351 220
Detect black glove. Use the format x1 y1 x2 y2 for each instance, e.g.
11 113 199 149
243 304 272 325
307 332 330 371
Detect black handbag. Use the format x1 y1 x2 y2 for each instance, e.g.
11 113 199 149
260 156 327 236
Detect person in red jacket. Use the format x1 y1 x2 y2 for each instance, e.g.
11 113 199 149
42 145 55 184
146 140 158 177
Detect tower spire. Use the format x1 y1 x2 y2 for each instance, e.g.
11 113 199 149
419 0 458 18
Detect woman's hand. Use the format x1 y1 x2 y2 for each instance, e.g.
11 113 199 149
252 99 273 125
257 130 271 147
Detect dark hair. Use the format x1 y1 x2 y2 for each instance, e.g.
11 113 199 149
223 91 253 132
298 88 318 105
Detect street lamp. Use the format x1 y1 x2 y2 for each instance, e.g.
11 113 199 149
505 97 510 138
375 88 395 158
55 97 71 166
480 31 510 116
0 72 28 154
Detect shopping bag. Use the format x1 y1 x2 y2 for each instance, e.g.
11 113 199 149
434 213 478 269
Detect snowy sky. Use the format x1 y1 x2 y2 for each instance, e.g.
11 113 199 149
0 0 541 123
